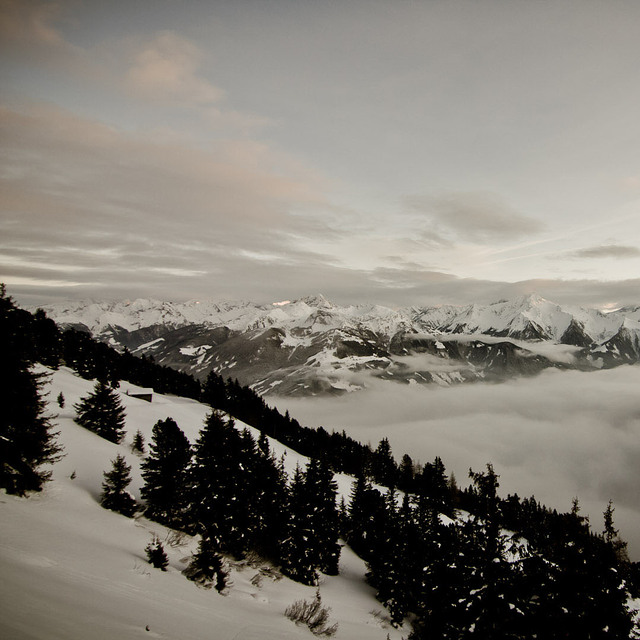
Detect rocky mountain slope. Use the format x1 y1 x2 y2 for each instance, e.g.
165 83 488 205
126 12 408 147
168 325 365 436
36 294 640 396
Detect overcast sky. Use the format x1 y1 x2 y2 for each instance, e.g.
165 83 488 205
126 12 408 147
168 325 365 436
2 0 640 308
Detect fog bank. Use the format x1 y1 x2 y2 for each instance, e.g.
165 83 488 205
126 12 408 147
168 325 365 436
270 366 640 559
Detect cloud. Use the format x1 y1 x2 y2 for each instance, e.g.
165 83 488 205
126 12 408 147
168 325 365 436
126 31 224 107
121 31 273 135
567 244 640 259
2 105 639 312
0 103 336 301
408 191 544 242
0 0 87 75
0 0 67 51
272 366 640 559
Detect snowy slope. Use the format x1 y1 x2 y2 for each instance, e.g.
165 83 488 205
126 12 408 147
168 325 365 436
0 367 405 640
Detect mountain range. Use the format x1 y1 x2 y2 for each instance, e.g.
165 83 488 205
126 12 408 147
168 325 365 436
36 294 640 396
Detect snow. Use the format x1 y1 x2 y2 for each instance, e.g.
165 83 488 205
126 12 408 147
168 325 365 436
133 338 165 352
37 293 639 357
0 367 406 640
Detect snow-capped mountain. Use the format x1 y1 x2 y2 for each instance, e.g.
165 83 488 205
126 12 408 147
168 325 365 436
36 294 640 396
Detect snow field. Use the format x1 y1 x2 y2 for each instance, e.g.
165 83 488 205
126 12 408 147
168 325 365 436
0 367 406 640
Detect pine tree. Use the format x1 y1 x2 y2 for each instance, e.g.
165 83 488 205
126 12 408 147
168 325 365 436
74 381 126 443
56 392 65 408
183 536 229 592
371 438 397 487
368 486 409 627
397 453 415 493
1 286 63 495
100 454 137 517
603 499 629 563
188 411 250 556
280 466 319 585
251 432 288 562
532 499 635 639
145 536 169 570
346 473 386 560
131 429 145 454
449 464 534 639
408 506 469 639
32 309 62 369
418 456 452 515
304 457 341 575
141 418 192 529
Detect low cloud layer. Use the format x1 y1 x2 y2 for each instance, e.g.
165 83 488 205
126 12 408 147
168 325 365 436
272 366 640 559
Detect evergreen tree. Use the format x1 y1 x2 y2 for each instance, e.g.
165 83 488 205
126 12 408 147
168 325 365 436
452 465 533 639
100 454 137 517
346 472 387 559
74 381 126 443
131 429 145 454
603 499 629 563
56 392 65 408
367 486 409 627
397 453 415 493
418 456 452 515
32 309 62 369
281 466 319 585
145 536 169 570
201 371 228 412
408 506 469 639
304 457 341 575
251 432 288 562
1 286 63 494
188 411 250 556
538 501 634 639
371 438 397 487
141 418 192 529
183 536 229 592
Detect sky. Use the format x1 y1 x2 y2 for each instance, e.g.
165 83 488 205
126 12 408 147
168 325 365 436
273 364 640 559
2 0 640 309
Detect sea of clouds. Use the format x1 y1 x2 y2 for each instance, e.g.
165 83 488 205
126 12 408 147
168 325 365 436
271 365 640 559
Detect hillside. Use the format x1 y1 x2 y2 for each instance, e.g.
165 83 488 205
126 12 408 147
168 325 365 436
0 366 406 640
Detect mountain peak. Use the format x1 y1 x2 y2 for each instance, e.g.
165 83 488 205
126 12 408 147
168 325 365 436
297 294 333 308
511 293 549 309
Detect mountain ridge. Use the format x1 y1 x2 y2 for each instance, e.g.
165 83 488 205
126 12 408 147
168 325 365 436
35 294 640 396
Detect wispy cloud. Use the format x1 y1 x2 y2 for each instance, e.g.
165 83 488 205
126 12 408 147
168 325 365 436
566 244 640 259
0 103 334 300
407 191 544 243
